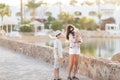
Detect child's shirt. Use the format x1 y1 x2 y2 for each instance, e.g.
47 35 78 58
54 38 63 58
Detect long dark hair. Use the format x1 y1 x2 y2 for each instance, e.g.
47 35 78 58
66 25 75 41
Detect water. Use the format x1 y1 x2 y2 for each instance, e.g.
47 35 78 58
81 38 120 58
36 37 120 59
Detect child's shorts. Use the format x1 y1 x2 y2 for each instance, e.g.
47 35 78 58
54 58 60 69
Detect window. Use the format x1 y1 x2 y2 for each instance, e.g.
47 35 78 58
74 11 82 16
89 11 97 16
111 26 114 30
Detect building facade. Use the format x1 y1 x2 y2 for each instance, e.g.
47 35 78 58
1 3 120 27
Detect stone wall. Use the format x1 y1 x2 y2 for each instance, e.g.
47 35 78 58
0 37 120 80
78 55 120 80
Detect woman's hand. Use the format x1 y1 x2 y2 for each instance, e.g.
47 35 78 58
75 37 81 43
75 32 82 43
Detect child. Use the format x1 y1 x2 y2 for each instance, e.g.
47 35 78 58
53 30 63 80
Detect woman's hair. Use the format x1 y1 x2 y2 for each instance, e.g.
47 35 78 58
66 25 75 41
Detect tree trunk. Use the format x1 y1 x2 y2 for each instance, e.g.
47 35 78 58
1 16 3 30
31 9 36 21
20 0 23 24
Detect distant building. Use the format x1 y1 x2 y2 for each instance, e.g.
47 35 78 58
1 3 120 27
100 17 115 30
105 24 120 34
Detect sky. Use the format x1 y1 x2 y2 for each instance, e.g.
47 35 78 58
0 0 27 6
0 0 86 6
0 0 69 6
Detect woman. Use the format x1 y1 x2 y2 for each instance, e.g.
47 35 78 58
66 25 82 80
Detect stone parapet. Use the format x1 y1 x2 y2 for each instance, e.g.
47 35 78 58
78 54 120 80
0 37 120 80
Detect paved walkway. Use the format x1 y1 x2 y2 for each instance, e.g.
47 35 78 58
0 47 91 80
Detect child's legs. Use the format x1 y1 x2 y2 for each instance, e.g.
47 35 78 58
54 68 57 79
54 68 59 78
56 68 59 79
54 58 59 79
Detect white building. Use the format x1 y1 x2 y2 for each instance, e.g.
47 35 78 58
1 3 120 27
36 4 120 25
105 24 120 34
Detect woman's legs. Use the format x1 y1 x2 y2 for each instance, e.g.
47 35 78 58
68 54 74 77
73 54 79 76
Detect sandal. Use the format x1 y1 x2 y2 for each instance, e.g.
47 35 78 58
67 77 72 80
72 76 79 80
57 78 62 80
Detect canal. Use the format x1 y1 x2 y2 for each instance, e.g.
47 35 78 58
81 38 120 58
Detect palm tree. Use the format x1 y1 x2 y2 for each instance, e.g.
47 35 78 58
95 0 101 28
20 0 23 24
0 3 11 29
58 11 74 25
103 0 120 5
25 0 45 21
45 11 52 17
69 0 78 6
54 2 62 13
45 11 55 23
81 0 102 29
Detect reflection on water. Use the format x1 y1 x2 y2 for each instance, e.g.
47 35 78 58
81 38 120 58
35 37 120 59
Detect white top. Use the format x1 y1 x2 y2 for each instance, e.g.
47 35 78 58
69 33 82 48
54 38 63 58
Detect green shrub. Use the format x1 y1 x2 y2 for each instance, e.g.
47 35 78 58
20 24 32 32
45 42 53 47
51 21 63 31
44 22 52 29
79 16 97 30
65 16 97 30
45 16 56 29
